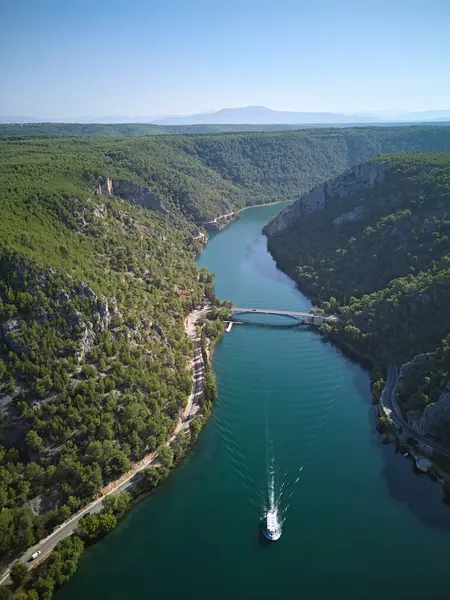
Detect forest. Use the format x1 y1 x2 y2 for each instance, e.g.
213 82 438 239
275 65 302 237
267 152 450 445
2 126 450 223
2 128 450 595
0 122 336 138
0 137 217 570
4 122 449 139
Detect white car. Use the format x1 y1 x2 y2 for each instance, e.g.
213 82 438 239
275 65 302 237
30 550 41 561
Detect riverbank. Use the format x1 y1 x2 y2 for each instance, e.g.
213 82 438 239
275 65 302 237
266 245 450 491
211 202 450 490
323 328 450 488
238 200 287 214
55 198 450 600
201 201 289 234
0 305 214 595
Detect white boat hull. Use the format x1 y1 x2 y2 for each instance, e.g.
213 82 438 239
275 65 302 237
264 509 282 541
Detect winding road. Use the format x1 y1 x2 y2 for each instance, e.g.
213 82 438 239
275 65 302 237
380 360 450 459
0 306 209 585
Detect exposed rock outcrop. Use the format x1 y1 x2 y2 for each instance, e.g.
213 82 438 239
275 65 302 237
92 203 107 220
396 353 436 393
419 382 450 442
332 205 368 225
113 181 167 213
264 160 389 235
2 317 29 354
94 177 166 213
93 176 113 197
77 323 96 363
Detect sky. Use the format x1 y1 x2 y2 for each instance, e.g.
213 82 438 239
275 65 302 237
1 0 450 119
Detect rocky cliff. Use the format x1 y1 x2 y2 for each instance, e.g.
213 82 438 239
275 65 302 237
264 160 389 235
264 152 450 450
420 382 450 444
94 176 167 213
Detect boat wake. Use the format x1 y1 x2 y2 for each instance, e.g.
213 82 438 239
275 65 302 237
262 450 304 541
263 455 283 541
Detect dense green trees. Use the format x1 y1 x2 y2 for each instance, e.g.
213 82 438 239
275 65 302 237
74 493 130 543
267 152 450 443
28 537 84 599
75 512 117 543
0 587 11 599
2 127 450 224
102 492 131 516
143 466 170 490
0 122 326 138
2 127 450 583
10 563 28 588
0 136 217 563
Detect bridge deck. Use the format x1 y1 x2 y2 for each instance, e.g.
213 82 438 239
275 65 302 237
231 308 318 318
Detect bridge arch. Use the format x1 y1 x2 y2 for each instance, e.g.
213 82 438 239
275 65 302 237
230 308 310 322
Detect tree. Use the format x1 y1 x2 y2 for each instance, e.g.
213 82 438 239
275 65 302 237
143 466 169 489
10 562 28 588
75 511 116 542
0 586 11 600
75 514 100 540
97 511 116 534
25 430 44 453
102 492 131 516
34 575 55 600
0 508 35 557
157 445 174 468
110 449 131 474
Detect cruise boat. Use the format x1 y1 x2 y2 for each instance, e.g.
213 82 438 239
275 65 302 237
263 508 282 541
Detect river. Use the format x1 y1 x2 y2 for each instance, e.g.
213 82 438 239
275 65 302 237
58 203 450 600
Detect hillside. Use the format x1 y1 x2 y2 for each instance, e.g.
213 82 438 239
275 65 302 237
0 122 320 137
3 126 450 225
2 131 450 566
0 142 218 563
266 152 450 446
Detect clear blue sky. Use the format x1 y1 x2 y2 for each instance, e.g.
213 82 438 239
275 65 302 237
1 0 449 118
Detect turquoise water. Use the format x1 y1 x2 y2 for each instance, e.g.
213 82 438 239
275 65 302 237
59 204 450 600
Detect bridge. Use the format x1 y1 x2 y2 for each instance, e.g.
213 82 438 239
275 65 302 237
230 307 330 324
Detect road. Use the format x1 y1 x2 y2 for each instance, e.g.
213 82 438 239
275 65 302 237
0 306 209 585
203 212 234 225
380 359 450 459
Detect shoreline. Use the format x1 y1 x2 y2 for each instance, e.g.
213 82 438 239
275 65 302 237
200 200 289 236
267 250 450 493
7 199 447 593
0 305 213 589
237 200 288 214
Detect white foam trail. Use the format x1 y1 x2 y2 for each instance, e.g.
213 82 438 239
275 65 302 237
295 477 300 483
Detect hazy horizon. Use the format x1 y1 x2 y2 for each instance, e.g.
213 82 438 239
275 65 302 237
2 0 450 119
2 106 450 125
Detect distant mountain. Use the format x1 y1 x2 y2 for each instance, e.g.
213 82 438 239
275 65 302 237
2 106 450 125
398 110 450 122
152 106 377 125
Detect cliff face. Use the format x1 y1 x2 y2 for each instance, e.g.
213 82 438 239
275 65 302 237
264 161 389 235
94 177 167 213
420 382 450 444
264 152 450 449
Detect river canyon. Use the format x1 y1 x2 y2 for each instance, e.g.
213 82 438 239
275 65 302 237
58 203 450 600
